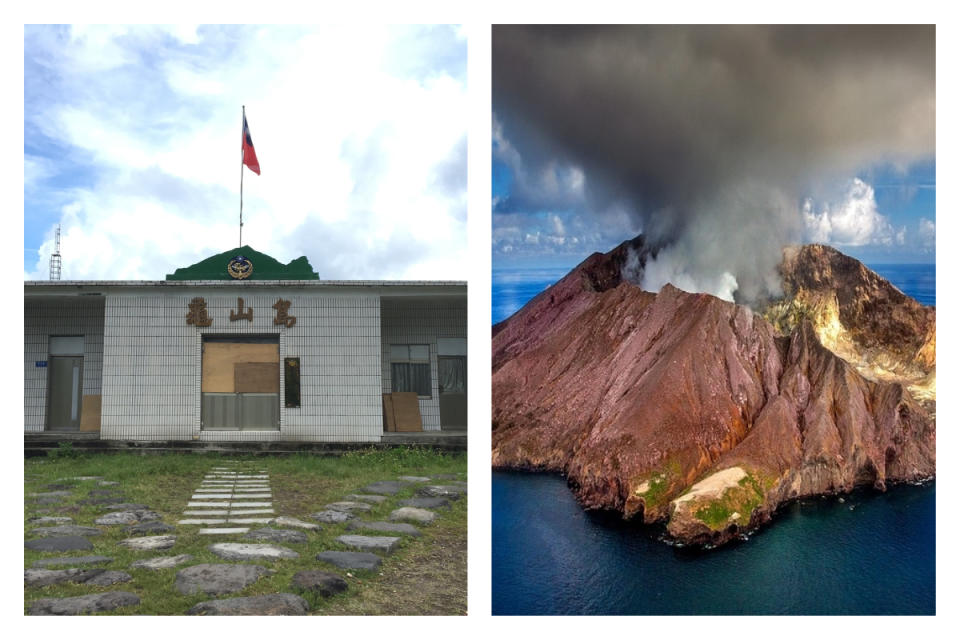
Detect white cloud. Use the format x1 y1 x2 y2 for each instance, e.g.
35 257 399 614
803 178 897 246
918 217 935 248
25 25 467 281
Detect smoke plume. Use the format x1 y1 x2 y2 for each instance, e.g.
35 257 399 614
493 25 935 303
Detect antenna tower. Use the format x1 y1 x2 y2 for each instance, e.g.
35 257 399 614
49 224 62 281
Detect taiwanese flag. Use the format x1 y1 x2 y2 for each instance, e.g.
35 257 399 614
242 113 260 175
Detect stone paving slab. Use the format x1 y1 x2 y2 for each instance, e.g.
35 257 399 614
186 593 308 616
229 508 275 515
26 536 94 552
209 542 299 560
27 516 73 525
32 555 112 568
234 487 271 492
310 510 355 523
390 507 437 524
104 503 151 511
199 528 251 535
324 501 372 513
98 481 120 486
183 510 231 516
399 497 451 509
130 554 194 570
271 516 321 531
25 568 130 588
96 510 161 525
336 535 401 554
28 491 73 498
187 501 231 508
228 501 272 508
175 563 271 596
316 551 382 571
291 570 348 597
398 475 432 482
344 494 388 504
191 493 233 499
28 591 140 616
361 480 410 495
418 484 467 498
29 525 102 538
228 517 274 524
125 521 175 535
346 521 422 537
244 528 308 543
179 518 227 525
119 535 176 551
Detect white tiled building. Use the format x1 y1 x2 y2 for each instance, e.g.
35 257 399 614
24 251 467 443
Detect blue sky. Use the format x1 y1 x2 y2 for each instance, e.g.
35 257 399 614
491 26 936 296
24 25 467 280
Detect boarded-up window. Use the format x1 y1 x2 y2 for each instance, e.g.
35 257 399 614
284 357 301 408
390 344 431 397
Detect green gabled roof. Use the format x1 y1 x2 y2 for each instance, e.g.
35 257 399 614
165 246 319 280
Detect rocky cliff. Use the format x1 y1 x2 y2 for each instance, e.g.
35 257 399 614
492 237 936 547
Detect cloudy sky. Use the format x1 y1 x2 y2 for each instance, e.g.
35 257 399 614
492 25 936 302
24 24 467 280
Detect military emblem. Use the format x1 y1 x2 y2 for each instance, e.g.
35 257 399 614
227 255 253 280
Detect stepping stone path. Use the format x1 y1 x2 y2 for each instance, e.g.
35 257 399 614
32 555 113 568
186 593 308 616
130 554 194 571
324 501 372 513
336 535 401 554
24 568 131 588
418 484 467 499
179 463 276 535
119 535 176 551
311 510 355 523
26 536 93 552
270 516 321 531
29 525 102 538
28 591 140 616
390 507 437 524
27 516 73 525
343 494 388 504
209 542 299 561
346 521 422 537
316 550 382 571
244 528 308 544
399 497 451 509
96 509 161 525
174 563 271 595
291 570 348 597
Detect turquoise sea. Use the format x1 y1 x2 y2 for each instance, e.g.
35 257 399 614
491 262 936 615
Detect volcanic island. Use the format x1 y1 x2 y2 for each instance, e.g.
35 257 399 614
492 236 935 547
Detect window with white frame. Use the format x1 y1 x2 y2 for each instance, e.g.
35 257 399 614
390 344 431 397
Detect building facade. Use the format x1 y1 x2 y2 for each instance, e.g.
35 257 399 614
24 248 467 443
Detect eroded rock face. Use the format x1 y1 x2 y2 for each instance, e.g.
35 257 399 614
492 240 936 547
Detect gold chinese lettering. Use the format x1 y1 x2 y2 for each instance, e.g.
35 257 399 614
273 298 296 328
186 297 212 327
229 297 253 322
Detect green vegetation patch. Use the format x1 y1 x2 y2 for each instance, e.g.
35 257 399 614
632 458 684 511
692 469 771 531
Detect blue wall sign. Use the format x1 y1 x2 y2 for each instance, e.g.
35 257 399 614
35 361 47 367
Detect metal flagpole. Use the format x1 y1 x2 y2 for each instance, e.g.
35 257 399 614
240 105 245 250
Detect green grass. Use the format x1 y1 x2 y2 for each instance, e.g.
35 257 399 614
632 458 684 511
24 449 466 615
692 469 771 531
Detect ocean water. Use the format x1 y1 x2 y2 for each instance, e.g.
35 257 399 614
492 471 935 615
491 261 936 615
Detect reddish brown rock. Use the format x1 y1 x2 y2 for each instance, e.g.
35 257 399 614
492 239 936 547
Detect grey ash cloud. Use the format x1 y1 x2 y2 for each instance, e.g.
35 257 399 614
493 25 935 302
